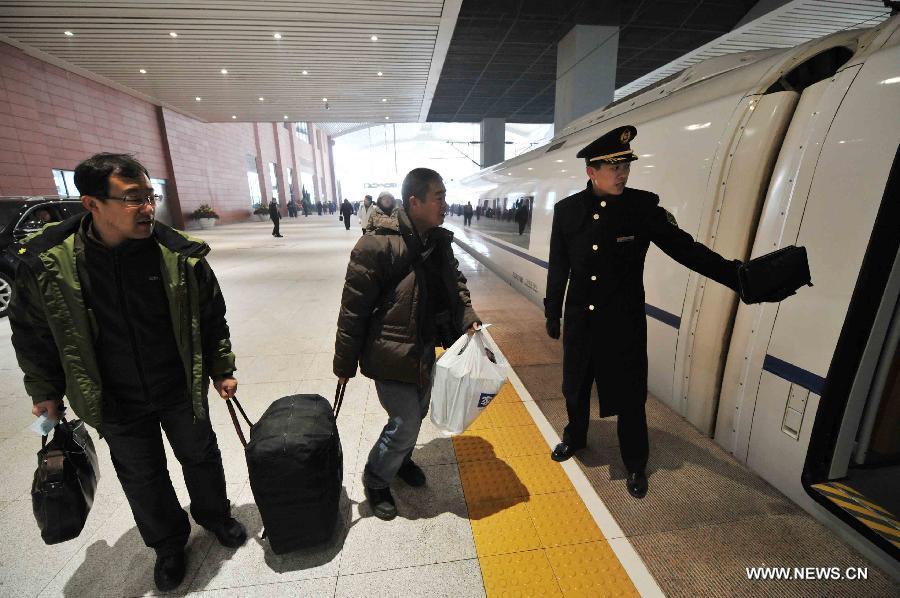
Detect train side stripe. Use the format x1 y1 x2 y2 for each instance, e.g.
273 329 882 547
463 229 550 269
454 229 682 329
644 303 681 328
762 354 826 395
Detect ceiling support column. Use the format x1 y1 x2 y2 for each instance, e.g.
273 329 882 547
480 117 505 168
554 24 618 133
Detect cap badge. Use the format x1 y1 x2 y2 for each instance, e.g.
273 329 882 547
619 129 632 144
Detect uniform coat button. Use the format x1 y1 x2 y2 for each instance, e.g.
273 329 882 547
592 244 598 251
600 200 607 208
588 304 595 310
591 275 597 281
593 213 599 220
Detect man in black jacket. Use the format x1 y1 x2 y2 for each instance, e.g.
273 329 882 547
544 126 747 499
269 198 282 237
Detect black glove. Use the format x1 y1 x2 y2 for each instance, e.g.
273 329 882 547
546 317 560 340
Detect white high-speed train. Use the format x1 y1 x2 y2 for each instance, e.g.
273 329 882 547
450 16 900 572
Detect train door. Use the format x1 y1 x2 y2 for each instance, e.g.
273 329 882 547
803 149 900 561
715 25 900 568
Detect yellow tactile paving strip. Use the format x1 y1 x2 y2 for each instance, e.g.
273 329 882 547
452 381 638 597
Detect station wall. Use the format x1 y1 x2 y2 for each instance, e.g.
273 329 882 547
0 41 335 227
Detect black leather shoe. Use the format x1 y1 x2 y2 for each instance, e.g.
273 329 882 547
364 485 397 520
209 517 247 548
626 471 648 498
154 551 186 592
551 442 581 462
397 460 426 487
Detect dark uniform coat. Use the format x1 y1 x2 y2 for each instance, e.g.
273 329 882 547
544 182 740 417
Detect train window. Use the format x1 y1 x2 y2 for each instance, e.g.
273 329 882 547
545 141 566 153
764 46 855 94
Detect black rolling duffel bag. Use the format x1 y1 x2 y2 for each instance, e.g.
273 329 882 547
226 385 344 554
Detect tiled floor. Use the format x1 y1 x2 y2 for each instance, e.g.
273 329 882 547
449 222 899 597
456 384 637 597
0 219 487 597
2 216 897 597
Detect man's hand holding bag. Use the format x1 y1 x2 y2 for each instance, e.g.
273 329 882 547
430 326 509 435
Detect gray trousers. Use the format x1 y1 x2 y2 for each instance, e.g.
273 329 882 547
363 378 432 489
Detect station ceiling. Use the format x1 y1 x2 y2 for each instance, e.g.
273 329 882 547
0 0 891 131
0 0 462 123
426 0 761 122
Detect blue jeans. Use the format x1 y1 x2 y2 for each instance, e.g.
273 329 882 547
363 379 432 489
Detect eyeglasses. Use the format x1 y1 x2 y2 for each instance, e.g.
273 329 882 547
97 192 161 207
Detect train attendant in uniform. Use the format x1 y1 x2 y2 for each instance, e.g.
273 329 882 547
544 125 747 499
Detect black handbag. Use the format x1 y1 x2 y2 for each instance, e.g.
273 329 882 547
31 418 99 545
738 245 813 304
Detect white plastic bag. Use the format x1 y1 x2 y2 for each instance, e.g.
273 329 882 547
430 326 509 436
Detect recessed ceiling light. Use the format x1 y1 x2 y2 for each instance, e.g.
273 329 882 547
64 31 74 37
195 97 201 101
169 32 178 38
220 69 228 74
385 116 390 120
273 33 282 40
377 71 383 76
527 167 533 170
555 159 564 163
560 169 567 173
302 70 308 75
322 98 328 102
370 35 378 41
283 115 288 119
258 97 264 101
231 115 236 119
381 98 387 102
139 68 147 74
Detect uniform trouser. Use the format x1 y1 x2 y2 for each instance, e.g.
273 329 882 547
464 215 472 226
271 218 280 236
562 365 649 474
363 379 432 490
343 217 351 230
102 399 230 556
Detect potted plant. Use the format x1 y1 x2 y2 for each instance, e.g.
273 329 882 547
252 203 268 222
191 204 220 229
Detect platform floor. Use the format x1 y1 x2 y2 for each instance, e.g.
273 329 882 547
0 217 896 597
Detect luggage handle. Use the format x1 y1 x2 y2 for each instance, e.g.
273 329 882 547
334 382 346 419
225 396 254 449
228 386 344 449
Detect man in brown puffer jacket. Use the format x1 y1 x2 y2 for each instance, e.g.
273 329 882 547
334 168 480 520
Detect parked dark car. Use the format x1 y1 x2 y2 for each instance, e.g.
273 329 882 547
0 197 85 318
